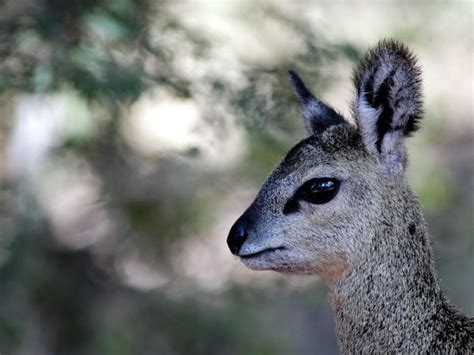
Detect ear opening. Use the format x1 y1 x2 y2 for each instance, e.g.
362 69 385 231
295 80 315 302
289 70 347 135
352 39 423 175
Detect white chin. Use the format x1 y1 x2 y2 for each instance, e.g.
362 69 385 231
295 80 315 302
239 252 319 275
238 248 285 270
240 257 273 270
240 254 295 273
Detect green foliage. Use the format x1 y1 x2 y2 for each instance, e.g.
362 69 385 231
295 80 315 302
1 0 187 99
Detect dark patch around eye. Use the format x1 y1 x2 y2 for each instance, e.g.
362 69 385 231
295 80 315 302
283 178 340 215
283 197 300 215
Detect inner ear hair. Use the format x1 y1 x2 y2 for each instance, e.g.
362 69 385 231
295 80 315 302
352 39 423 173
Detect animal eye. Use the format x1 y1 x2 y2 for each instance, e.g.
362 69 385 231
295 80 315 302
299 178 340 204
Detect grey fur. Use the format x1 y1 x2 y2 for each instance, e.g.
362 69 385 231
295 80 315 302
289 70 347 134
352 39 423 175
228 40 474 353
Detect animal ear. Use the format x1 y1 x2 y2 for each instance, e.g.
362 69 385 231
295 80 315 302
352 39 423 175
289 70 346 135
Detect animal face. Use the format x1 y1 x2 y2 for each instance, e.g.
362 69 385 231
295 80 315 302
229 126 383 281
227 40 423 283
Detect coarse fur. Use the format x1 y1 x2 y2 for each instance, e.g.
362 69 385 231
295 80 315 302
227 39 474 353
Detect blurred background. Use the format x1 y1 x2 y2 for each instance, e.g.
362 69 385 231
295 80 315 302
0 1 473 354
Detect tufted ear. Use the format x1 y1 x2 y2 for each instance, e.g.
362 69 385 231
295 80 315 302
289 70 347 135
352 39 423 175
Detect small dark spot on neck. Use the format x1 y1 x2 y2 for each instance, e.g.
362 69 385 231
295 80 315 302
408 223 416 236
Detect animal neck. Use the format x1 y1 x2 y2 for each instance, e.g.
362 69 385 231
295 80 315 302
328 191 446 352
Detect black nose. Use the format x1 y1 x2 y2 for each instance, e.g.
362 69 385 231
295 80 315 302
227 219 248 255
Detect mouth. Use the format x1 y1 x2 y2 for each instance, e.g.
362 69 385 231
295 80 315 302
239 246 286 259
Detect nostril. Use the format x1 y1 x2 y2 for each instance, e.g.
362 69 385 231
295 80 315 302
227 221 248 255
235 224 247 239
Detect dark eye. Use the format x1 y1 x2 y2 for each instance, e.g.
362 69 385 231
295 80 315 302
299 178 341 204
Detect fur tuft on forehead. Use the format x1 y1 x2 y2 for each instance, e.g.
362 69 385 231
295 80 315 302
280 123 363 172
319 124 363 153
